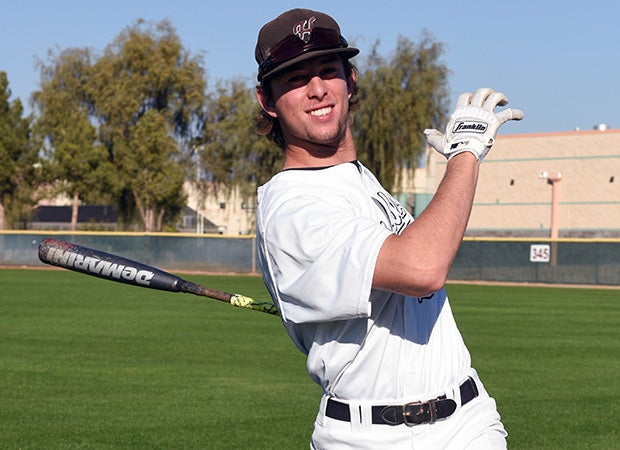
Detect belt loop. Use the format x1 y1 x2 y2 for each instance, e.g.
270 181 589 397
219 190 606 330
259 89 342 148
319 395 329 420
452 380 462 408
360 401 373 430
349 401 363 431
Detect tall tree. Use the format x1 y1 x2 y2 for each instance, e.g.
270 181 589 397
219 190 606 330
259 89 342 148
90 19 206 230
33 48 115 230
201 79 281 204
354 33 450 190
0 72 38 229
117 109 187 231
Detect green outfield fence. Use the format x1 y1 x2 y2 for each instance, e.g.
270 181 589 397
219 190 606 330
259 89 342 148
0 231 257 274
452 237 620 286
1 232 619 286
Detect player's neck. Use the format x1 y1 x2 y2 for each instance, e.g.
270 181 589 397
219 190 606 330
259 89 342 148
283 130 357 170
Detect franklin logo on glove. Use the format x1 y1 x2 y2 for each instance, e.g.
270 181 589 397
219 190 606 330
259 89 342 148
453 121 488 133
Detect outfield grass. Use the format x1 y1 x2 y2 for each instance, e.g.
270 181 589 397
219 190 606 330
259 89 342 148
0 269 618 449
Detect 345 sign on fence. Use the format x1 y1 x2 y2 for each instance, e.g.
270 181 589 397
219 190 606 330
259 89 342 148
530 244 551 263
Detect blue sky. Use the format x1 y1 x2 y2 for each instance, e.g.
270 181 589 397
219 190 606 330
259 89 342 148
1 0 618 135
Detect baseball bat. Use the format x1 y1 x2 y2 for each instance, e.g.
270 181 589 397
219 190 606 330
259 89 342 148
37 238 279 316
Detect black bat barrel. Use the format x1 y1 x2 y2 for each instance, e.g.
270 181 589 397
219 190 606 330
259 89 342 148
38 238 184 292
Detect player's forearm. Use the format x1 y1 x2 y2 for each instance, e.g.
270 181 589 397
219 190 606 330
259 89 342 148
414 152 479 269
374 152 479 296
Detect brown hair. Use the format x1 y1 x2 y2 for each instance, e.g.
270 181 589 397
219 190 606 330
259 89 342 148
255 58 359 150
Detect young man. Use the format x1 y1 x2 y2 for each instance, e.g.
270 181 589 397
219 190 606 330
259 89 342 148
254 8 523 449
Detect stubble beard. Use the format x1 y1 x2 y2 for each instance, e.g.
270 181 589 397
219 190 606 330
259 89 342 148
310 121 347 148
289 113 350 156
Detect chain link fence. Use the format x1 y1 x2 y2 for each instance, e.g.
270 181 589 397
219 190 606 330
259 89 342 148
2 233 618 286
0 232 257 274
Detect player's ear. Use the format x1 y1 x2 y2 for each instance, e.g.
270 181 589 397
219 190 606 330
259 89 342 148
256 87 278 118
346 68 356 99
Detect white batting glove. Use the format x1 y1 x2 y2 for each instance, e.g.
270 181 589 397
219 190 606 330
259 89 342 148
424 88 524 162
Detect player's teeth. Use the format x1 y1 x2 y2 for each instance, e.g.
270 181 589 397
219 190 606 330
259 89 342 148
310 107 331 116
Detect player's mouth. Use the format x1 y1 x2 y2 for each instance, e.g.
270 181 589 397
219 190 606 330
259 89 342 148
309 106 333 117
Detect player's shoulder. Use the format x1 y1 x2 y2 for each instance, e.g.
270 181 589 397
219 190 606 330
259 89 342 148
258 170 331 203
259 162 363 196
257 163 367 220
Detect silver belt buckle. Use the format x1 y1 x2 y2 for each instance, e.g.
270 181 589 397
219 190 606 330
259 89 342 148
402 398 438 426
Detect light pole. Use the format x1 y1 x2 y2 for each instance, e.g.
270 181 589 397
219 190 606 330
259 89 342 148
540 171 563 238
539 171 562 265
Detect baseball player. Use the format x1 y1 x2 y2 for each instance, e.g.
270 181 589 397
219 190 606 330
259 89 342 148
253 8 523 449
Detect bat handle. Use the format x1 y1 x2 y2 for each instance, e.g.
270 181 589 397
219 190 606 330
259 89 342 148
173 280 278 315
177 280 279 315
229 294 280 315
176 280 232 302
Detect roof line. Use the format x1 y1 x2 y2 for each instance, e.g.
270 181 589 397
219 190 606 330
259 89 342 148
500 129 620 139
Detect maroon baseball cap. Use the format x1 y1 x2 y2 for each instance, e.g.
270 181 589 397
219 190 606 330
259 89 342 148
255 8 359 82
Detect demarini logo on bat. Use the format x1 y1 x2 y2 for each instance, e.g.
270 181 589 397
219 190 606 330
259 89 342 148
46 247 155 286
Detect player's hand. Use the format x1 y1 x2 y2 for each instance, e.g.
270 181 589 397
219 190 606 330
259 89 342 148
424 88 524 162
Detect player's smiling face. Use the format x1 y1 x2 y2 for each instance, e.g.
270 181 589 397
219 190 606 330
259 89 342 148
264 55 354 151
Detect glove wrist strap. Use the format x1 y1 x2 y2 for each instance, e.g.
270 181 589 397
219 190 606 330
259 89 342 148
447 139 488 162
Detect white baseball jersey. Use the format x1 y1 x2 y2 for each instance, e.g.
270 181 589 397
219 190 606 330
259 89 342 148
256 161 472 403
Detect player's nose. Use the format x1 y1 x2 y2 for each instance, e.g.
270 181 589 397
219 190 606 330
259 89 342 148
307 75 328 100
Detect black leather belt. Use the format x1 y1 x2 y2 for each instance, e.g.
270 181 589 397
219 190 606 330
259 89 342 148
325 377 479 426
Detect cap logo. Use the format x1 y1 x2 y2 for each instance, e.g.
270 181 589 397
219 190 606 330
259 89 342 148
292 17 316 43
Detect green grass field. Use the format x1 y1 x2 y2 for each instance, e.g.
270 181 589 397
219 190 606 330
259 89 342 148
1 268 618 449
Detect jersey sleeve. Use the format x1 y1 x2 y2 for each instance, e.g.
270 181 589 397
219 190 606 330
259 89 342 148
258 191 392 324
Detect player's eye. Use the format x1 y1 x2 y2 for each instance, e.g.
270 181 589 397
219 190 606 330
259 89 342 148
288 73 309 83
319 66 340 79
284 72 311 87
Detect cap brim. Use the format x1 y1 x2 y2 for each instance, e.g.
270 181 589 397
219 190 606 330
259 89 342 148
259 47 359 81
